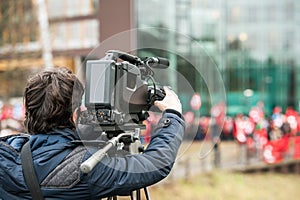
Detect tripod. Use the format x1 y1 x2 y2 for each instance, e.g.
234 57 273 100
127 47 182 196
80 128 151 200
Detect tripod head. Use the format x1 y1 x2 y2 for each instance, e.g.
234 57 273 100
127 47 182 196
80 128 142 174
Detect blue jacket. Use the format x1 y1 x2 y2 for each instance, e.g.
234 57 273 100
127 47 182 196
0 111 185 199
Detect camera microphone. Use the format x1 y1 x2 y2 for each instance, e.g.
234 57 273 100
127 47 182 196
146 57 169 69
106 50 142 65
119 54 141 65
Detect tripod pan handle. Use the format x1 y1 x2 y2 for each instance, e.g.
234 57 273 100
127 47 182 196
80 142 114 173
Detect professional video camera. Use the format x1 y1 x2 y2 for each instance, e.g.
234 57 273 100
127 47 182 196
79 50 169 134
79 50 170 200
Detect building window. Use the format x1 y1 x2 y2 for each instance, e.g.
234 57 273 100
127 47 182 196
266 3 278 22
283 30 294 51
47 0 97 18
228 6 241 23
247 5 258 23
0 0 38 46
51 19 99 50
285 1 294 20
267 31 280 51
0 68 37 98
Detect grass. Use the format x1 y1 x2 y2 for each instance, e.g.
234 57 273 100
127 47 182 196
147 170 300 200
117 141 300 200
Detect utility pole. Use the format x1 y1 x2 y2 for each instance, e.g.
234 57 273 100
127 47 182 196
35 0 53 68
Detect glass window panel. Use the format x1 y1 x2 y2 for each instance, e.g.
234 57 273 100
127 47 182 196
47 0 63 18
47 0 95 18
51 19 99 50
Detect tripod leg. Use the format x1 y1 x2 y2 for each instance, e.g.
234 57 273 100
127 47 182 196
144 187 151 200
107 196 117 200
130 191 134 200
136 189 141 200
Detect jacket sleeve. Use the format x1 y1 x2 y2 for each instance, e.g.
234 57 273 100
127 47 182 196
84 111 185 198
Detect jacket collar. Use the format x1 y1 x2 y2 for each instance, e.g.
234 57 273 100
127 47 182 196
29 128 80 151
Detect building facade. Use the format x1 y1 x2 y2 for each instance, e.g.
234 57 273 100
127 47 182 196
0 0 134 101
136 0 300 115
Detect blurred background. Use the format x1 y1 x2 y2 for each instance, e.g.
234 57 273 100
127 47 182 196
1 0 300 199
1 0 299 115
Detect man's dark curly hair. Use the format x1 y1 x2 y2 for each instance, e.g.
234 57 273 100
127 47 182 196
24 67 84 134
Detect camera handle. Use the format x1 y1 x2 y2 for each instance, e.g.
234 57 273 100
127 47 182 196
80 129 151 200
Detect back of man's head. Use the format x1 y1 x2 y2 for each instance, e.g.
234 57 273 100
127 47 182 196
24 67 84 134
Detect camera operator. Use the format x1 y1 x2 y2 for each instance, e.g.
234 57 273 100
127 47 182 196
0 66 185 199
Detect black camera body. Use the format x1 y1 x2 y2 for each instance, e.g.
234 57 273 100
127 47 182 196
80 50 168 133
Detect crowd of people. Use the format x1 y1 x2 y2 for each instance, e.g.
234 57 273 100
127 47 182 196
141 103 300 165
187 104 300 164
230 105 300 164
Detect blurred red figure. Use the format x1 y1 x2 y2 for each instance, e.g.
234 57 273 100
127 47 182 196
285 107 298 136
263 136 290 164
0 104 13 120
293 136 300 160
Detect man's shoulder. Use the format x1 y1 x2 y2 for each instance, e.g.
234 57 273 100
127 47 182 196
41 145 87 188
0 133 29 152
0 135 27 194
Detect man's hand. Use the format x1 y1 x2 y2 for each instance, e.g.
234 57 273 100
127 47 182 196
154 86 182 114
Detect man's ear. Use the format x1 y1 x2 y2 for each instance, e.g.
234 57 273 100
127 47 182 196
72 108 78 124
72 105 86 124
